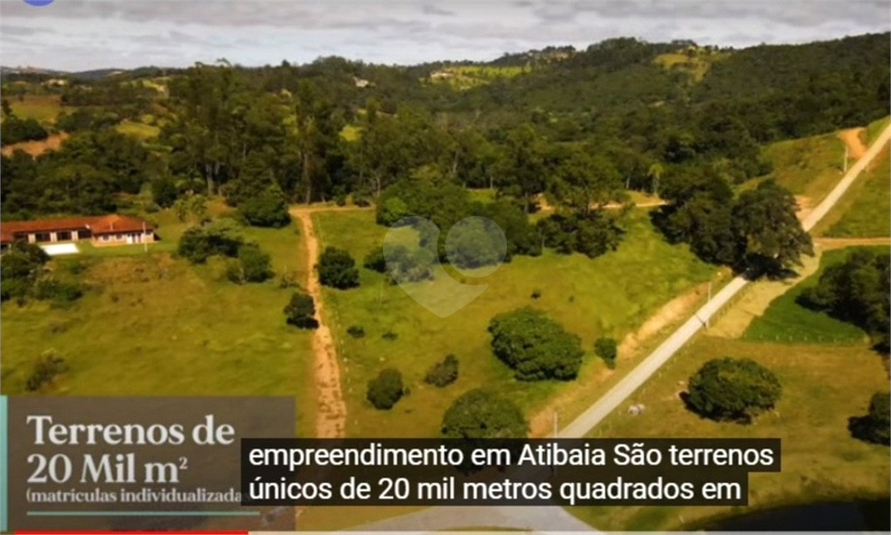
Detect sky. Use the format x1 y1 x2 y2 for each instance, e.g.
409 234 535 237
1 0 889 71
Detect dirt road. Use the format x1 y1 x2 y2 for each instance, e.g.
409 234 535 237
291 208 349 438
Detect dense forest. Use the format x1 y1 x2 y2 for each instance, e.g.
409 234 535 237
1 33 888 273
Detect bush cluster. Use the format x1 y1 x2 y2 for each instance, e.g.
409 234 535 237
424 354 459 387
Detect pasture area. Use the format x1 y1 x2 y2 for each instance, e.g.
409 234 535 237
756 130 846 206
822 147 890 238
116 119 161 139
865 115 890 144
653 47 727 82
742 247 878 344
2 94 67 124
0 207 316 437
570 335 890 531
312 209 715 438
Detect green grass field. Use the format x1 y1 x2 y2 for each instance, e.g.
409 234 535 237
0 207 316 436
116 120 161 140
865 115 890 144
653 47 726 82
823 148 890 238
3 95 67 125
755 131 846 205
743 248 878 344
570 335 890 531
313 209 715 438
428 65 530 89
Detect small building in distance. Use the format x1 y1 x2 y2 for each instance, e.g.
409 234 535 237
0 214 156 250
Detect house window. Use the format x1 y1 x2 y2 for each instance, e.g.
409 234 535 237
34 232 51 242
57 231 72 241
116 234 124 240
101 235 110 242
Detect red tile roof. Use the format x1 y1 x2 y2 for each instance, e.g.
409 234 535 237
1 214 154 243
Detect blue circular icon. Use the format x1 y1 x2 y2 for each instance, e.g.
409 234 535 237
24 0 55 6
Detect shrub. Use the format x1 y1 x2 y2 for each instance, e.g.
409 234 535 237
849 392 890 445
25 350 68 392
594 337 618 369
367 368 404 410
347 325 366 339
384 244 435 283
536 211 625 258
425 354 459 387
378 196 411 226
444 217 506 269
283 292 318 329
382 330 398 341
317 247 360 289
799 249 890 352
177 220 244 264
363 247 388 273
33 278 84 303
441 388 528 439
0 115 48 145
488 307 584 381
226 243 273 284
353 191 371 207
531 289 542 299
239 185 291 228
278 271 299 289
686 358 782 423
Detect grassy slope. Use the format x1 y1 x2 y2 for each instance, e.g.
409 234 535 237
116 120 161 139
865 115 890 144
822 147 890 238
570 335 889 531
0 208 316 437
754 131 846 204
743 248 877 344
653 48 727 83
313 209 715 438
3 95 67 124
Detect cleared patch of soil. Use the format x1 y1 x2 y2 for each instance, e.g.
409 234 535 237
1 132 68 157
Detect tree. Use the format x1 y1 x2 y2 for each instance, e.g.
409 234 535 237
732 180 813 275
647 162 664 196
550 144 622 214
441 388 528 439
177 219 244 264
366 368 404 410
239 185 291 228
283 291 318 329
152 176 179 208
444 217 505 269
227 243 273 283
594 337 618 369
488 307 585 380
0 241 50 302
686 358 782 423
799 249 890 351
317 247 360 289
849 392 890 445
494 123 550 213
425 354 459 387
173 193 208 223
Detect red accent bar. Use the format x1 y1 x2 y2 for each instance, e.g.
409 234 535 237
15 531 249 534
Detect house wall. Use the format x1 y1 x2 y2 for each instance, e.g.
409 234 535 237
91 232 156 247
